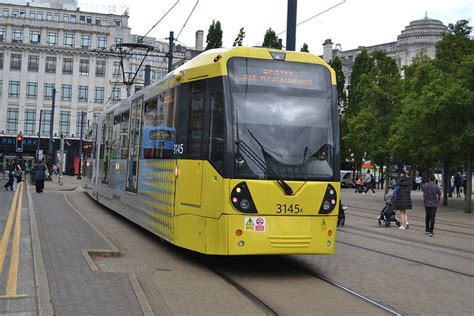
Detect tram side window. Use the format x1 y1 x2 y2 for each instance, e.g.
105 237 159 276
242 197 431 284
99 123 106 159
120 111 129 159
209 91 224 172
112 114 121 159
188 97 204 157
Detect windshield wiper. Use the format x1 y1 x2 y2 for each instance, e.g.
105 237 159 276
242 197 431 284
236 133 293 196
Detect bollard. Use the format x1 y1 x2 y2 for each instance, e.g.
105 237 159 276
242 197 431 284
59 174 63 185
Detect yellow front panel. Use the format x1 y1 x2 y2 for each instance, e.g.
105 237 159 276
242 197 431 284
227 215 337 255
174 214 206 253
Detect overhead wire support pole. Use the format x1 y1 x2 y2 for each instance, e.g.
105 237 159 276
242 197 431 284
286 0 297 51
168 31 174 73
253 0 346 47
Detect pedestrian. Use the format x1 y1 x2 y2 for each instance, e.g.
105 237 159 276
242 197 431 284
454 173 462 198
422 174 442 237
12 160 22 192
4 161 14 191
34 159 48 193
52 163 58 176
379 173 385 190
395 171 412 230
355 177 364 193
415 174 422 191
363 170 376 195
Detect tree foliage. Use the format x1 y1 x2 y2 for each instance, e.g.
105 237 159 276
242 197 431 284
300 43 309 52
205 20 223 50
233 27 245 47
262 28 279 49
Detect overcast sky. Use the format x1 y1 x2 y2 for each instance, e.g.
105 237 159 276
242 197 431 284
78 0 473 55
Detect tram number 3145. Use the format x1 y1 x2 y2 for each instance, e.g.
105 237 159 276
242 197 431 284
276 204 303 214
173 143 184 155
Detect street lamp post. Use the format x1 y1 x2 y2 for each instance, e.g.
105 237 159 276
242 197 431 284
37 109 43 161
77 111 85 180
47 88 56 180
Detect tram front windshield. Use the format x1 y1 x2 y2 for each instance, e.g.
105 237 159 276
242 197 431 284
228 57 337 181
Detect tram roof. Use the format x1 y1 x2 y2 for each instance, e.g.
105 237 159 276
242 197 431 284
170 46 336 85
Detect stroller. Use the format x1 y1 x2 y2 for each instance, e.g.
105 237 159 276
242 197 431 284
377 190 401 227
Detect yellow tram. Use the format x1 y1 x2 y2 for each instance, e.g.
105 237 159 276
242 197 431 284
85 46 340 255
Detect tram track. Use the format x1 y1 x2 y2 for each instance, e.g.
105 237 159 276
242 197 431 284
203 256 401 316
339 228 474 260
337 240 474 278
346 205 474 236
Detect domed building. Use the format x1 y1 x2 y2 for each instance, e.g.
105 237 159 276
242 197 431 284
323 15 448 82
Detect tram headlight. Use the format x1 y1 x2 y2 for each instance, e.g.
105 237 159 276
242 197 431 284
238 240 245 247
240 199 250 210
323 201 331 211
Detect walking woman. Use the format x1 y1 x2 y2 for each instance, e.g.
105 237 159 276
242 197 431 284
34 159 48 193
422 174 442 237
395 171 412 230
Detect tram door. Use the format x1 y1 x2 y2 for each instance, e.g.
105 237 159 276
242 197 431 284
101 114 113 184
126 97 143 192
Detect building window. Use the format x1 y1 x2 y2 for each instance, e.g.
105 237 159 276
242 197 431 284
46 12 52 21
0 80 2 95
95 17 101 25
24 109 36 135
2 8 8 17
59 111 70 136
113 61 121 77
10 53 21 70
80 15 85 23
29 11 36 19
6 108 19 133
95 60 106 77
114 37 123 51
53 12 60 21
37 11 43 20
76 111 86 136
114 19 122 27
64 33 74 48
62 58 73 74
12 9 18 17
8 81 20 97
0 52 3 69
26 82 38 99
12 29 23 43
27 55 38 71
46 32 58 46
61 84 72 101
112 87 121 102
96 36 107 50
79 59 90 75
70 14 76 22
102 17 108 25
0 27 5 42
78 86 88 102
94 87 104 103
45 56 56 73
63 14 69 22
44 83 55 100
86 16 92 24
41 110 51 136
30 30 40 44
80 35 91 49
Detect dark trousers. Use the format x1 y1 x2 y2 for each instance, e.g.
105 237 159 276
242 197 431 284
4 176 13 190
364 182 375 193
35 180 45 193
425 206 437 233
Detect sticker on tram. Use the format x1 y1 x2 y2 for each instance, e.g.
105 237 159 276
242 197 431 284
244 217 266 232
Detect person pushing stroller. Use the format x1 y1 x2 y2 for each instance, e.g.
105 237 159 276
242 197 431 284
378 187 401 227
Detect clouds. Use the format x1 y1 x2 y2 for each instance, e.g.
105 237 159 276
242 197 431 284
79 0 473 54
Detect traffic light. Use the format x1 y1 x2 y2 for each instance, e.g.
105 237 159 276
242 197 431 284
15 134 23 152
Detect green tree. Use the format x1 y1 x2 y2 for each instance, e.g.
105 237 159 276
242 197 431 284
329 56 347 112
346 49 372 117
344 50 401 182
262 28 279 49
300 43 309 52
232 27 245 47
205 20 223 50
